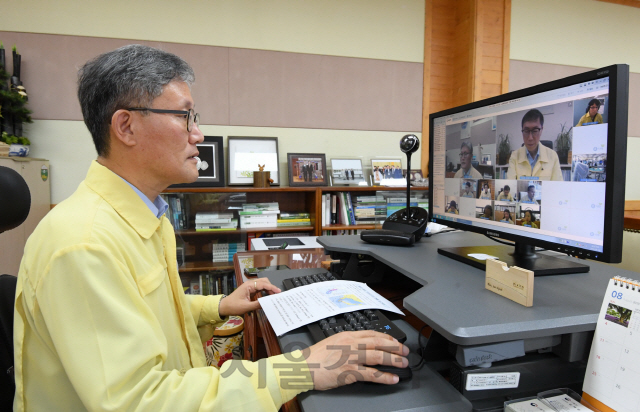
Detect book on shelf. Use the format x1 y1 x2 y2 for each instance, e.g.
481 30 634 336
195 219 238 230
238 210 280 215
346 192 356 225
242 223 278 229
272 232 309 237
331 194 337 224
195 218 233 225
212 247 245 255
276 218 310 223
195 227 238 232
240 214 278 221
353 217 382 225
240 218 278 229
242 202 279 211
162 194 189 230
195 212 234 223
355 195 385 204
322 229 363 236
386 197 418 217
212 242 246 249
277 221 311 227
279 212 310 219
188 271 237 296
190 279 202 295
325 194 331 226
212 248 241 254
321 195 327 226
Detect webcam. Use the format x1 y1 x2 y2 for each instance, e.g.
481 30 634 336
400 134 420 154
361 134 428 246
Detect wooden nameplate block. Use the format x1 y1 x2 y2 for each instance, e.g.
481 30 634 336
485 259 534 307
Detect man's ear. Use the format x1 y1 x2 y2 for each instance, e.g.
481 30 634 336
111 109 137 147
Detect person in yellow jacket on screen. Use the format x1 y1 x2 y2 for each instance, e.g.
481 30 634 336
576 99 603 127
521 210 539 229
454 141 483 179
12 45 408 412
506 109 563 181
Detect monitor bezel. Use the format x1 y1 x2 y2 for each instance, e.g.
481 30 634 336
428 64 629 264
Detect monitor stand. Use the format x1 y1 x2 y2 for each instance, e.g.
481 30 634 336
438 242 590 276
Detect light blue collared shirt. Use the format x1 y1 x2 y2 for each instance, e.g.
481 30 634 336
526 146 540 174
120 178 169 219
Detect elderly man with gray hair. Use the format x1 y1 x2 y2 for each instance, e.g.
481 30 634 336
453 141 482 178
12 44 408 412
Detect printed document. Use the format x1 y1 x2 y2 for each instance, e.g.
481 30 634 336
258 280 404 336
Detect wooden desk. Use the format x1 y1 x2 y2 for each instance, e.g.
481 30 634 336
232 248 431 412
233 248 328 412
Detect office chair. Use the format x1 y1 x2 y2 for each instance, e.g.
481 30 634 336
0 165 31 408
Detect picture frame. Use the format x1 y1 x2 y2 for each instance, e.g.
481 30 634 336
227 136 280 186
481 154 492 165
330 158 366 186
287 153 328 187
170 136 225 188
371 158 403 185
403 169 423 181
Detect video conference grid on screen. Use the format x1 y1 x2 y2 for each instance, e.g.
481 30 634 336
432 77 609 253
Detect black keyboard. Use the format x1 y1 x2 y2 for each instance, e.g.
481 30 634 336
282 271 407 343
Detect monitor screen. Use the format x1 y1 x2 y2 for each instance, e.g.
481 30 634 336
428 64 629 275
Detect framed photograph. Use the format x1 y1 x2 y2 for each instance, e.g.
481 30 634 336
170 136 224 188
330 158 366 185
287 153 328 187
481 154 492 165
403 169 423 181
228 136 279 186
371 158 403 185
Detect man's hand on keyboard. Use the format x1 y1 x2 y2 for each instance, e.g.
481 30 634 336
304 330 409 390
219 277 281 317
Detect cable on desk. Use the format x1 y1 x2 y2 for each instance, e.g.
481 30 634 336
424 229 458 237
410 324 431 370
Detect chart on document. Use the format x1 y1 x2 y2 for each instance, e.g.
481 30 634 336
583 277 640 412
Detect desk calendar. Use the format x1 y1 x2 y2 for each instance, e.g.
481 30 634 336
583 277 640 412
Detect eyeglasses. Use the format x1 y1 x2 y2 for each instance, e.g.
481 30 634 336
589 106 599 110
521 127 541 137
127 108 200 132
459 151 471 158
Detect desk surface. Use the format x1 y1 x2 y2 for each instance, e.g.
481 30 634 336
317 232 633 346
258 267 472 412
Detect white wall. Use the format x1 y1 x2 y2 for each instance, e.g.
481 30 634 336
512 0 640 272
511 0 640 73
2 0 426 203
0 0 425 62
511 0 640 200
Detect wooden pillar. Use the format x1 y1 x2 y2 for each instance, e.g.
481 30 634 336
421 0 511 175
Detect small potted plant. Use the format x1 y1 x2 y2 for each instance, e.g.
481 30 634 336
554 123 572 165
1 131 31 156
497 133 512 165
0 44 32 157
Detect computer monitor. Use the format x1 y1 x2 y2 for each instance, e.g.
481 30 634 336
428 64 629 276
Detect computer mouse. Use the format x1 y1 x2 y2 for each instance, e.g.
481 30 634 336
374 365 413 381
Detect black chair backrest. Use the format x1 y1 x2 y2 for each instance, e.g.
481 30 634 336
0 275 17 407
0 166 31 233
0 165 31 407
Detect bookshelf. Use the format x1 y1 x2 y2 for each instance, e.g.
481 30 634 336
162 186 428 278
